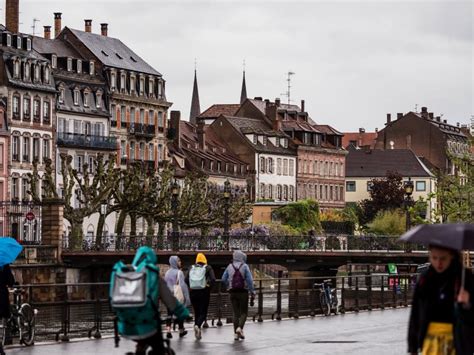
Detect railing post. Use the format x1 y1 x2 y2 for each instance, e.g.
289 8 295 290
257 280 263 322
381 275 385 310
340 276 345 314
293 278 299 319
61 284 70 342
392 276 397 308
366 265 372 311
216 282 223 326
275 271 282 320
310 277 316 317
403 275 408 307
354 276 359 313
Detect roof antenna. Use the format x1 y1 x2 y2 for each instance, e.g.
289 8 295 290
414 104 418 113
281 71 295 105
31 18 40 36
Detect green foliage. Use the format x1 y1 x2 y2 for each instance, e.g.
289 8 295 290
367 209 406 236
261 222 300 236
273 199 322 233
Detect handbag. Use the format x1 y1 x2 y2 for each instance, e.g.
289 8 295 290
173 272 185 303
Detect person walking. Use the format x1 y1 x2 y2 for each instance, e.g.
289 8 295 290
408 245 474 355
0 264 15 355
164 256 190 339
186 253 215 340
222 250 256 341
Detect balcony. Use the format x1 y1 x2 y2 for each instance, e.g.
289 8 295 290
57 132 117 151
128 123 155 139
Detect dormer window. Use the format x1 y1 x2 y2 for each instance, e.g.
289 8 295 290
84 91 89 107
44 66 50 83
67 58 72 72
140 76 145 95
253 135 257 144
96 92 102 108
16 36 21 49
276 137 280 147
77 59 82 74
24 62 30 80
73 89 79 105
263 136 268 146
51 55 57 69
13 60 20 78
26 38 32 51
157 80 162 97
59 87 65 104
130 76 135 94
34 65 40 81
110 72 116 91
89 61 94 75
149 77 154 96
6 34 11 47
120 73 126 93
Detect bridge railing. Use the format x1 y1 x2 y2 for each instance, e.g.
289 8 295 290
17 273 416 342
62 234 426 252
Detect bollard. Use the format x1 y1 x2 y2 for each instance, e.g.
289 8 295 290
272 271 282 321
354 276 359 313
381 275 385 310
367 267 372 311
403 276 408 307
310 278 316 317
340 276 346 314
392 276 397 308
60 284 70 342
257 280 263 322
216 282 223 326
293 278 299 319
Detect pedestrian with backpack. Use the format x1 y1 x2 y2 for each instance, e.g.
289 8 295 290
186 253 216 340
164 256 190 339
110 246 189 355
222 250 256 341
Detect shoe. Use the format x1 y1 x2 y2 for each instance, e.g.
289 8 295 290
179 329 188 338
166 332 172 339
203 321 209 328
237 328 245 339
234 332 240 341
194 325 201 340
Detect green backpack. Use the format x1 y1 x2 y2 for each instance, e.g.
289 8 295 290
110 246 160 340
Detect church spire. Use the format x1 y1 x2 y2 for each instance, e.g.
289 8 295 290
189 65 201 125
240 59 247 104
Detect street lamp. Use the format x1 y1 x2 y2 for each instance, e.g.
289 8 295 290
171 180 180 251
404 177 414 232
223 180 231 249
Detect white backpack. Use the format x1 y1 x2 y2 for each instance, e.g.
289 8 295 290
189 265 207 290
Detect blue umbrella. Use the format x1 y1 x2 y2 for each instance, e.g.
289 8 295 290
0 237 23 267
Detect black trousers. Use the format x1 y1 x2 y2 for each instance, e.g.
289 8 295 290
190 288 211 328
230 291 249 332
135 330 165 355
165 309 184 330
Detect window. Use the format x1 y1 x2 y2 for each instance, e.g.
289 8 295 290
277 158 282 175
267 158 274 174
23 97 30 119
148 143 154 160
88 156 94 174
111 72 116 90
289 160 294 176
32 138 40 162
120 141 126 158
59 88 65 103
6 34 11 47
120 106 126 125
157 145 163 161
253 135 257 144
0 144 3 168
130 107 135 123
139 142 145 160
130 142 135 160
139 109 144 124
289 186 294 201
24 62 30 80
96 92 102 108
22 137 30 162
149 78 154 96
140 77 145 95
277 185 282 200
43 101 50 122
158 112 164 128
13 60 20 78
76 59 82 73
12 178 18 200
42 139 50 159
12 95 20 118
259 157 265 173
416 181 426 191
283 159 288 175
51 55 57 68
12 136 20 161
346 181 356 192
120 73 125 92
33 99 40 120
275 137 280 147
259 183 265 199
268 184 273 199
339 186 344 201
282 138 288 148
263 136 268 146
130 76 136 94
367 181 374 191
44 66 50 83
330 186 333 200
217 161 221 172
73 120 81 134
283 185 288 200
111 104 117 123
149 110 154 124
76 155 84 171
84 91 89 107
67 58 72 72
16 36 21 49
34 65 40 82
73 90 79 105
89 61 95 75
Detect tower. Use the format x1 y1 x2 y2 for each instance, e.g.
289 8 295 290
189 69 201 125
240 70 247 104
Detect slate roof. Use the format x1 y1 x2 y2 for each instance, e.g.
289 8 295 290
281 119 322 133
68 28 161 76
314 124 343 135
346 149 433 178
33 36 82 58
199 104 240 118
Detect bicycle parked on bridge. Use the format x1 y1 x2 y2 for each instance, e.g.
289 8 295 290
314 279 338 316
0 287 37 347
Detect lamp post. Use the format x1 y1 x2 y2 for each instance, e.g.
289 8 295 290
223 180 231 249
171 181 180 251
404 177 414 232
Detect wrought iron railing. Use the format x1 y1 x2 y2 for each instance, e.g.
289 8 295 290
57 132 117 151
128 123 155 138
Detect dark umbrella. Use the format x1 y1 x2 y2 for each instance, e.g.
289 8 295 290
399 223 474 286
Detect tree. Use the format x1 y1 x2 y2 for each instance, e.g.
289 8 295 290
273 199 322 234
367 209 406 236
358 171 405 225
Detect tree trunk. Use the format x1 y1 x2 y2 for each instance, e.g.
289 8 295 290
70 220 84 250
115 210 126 235
146 217 154 246
96 214 106 245
130 213 137 236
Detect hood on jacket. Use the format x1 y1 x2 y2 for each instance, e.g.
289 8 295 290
233 250 246 263
133 246 157 267
169 255 180 269
196 253 207 265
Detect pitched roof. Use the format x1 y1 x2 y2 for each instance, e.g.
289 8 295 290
68 28 161 76
346 149 433 178
313 124 343 135
199 104 241 118
342 131 378 148
281 119 322 133
33 36 82 58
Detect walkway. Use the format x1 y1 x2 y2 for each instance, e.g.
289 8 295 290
7 308 410 355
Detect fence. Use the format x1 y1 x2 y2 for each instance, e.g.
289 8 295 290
0 201 42 243
17 273 416 342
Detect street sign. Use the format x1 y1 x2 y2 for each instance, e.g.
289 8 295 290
25 211 35 221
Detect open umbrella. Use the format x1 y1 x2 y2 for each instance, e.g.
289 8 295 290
0 237 23 267
399 223 474 286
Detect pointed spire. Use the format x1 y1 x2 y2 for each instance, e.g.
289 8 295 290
240 60 247 104
190 66 201 125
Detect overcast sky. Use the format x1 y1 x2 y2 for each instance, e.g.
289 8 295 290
20 0 473 131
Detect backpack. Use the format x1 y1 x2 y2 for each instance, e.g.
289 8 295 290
189 265 207 290
110 246 160 340
231 263 245 290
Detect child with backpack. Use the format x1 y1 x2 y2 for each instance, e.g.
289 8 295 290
186 253 216 340
110 246 189 355
221 250 256 341
164 256 190 339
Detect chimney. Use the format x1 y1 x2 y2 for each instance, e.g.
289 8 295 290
386 113 391 124
443 119 447 124
375 127 378 133
43 26 51 39
429 112 434 120
359 128 365 133
196 119 206 150
397 113 403 120
275 98 281 107
254 97 262 101
100 23 108 36
54 13 62 38
265 103 278 122
84 19 92 33
5 0 19 33
436 116 441 122
421 106 428 119
170 111 181 149
456 122 460 127
301 99 305 112
273 117 282 131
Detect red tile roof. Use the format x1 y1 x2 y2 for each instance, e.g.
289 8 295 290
342 132 378 149
199 104 240 118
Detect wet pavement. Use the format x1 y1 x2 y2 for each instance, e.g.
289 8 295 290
6 308 410 354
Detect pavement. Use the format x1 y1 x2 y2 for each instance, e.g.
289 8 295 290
6 308 410 355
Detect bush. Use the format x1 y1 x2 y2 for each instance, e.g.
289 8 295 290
367 209 406 236
273 199 322 234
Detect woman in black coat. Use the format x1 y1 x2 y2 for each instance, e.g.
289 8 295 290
0 264 14 355
408 246 474 355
